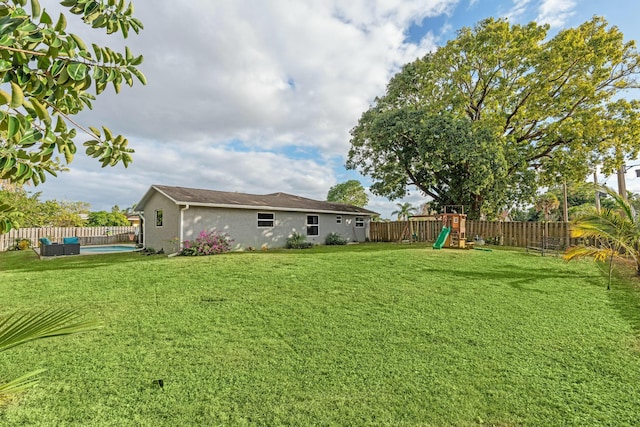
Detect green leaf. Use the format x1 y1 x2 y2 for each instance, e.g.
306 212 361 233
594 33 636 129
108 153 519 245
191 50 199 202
30 98 49 123
102 126 113 141
70 33 87 51
0 308 101 353
124 2 134 16
40 9 52 25
0 88 10 105
88 126 100 137
67 63 88 81
7 115 19 139
127 66 146 85
10 81 24 108
30 0 40 18
54 116 66 132
63 145 73 163
0 369 46 395
91 43 102 61
54 12 66 32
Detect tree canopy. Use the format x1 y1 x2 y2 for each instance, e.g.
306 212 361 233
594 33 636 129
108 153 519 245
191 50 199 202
347 17 640 219
86 205 129 226
326 179 369 207
0 0 145 232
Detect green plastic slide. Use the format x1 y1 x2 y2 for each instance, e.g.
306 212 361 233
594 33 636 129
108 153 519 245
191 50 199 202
433 226 450 249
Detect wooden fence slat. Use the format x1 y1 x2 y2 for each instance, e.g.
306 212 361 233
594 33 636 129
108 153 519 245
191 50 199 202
1 226 137 251
370 220 576 249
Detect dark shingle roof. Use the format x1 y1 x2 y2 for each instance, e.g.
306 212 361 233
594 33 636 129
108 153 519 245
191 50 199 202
138 185 378 215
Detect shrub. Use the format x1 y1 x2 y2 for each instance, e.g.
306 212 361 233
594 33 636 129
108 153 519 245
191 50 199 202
180 230 233 256
325 232 347 245
15 238 31 251
286 232 313 249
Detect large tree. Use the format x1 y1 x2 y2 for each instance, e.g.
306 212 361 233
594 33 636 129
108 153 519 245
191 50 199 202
347 17 640 219
87 204 129 226
0 0 145 232
326 179 369 207
0 185 89 226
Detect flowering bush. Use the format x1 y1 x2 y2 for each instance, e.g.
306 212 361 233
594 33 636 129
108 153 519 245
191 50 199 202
179 230 233 256
15 238 31 250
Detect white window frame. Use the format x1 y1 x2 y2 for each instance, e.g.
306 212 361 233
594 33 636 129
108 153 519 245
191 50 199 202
355 217 364 228
307 215 319 236
257 212 275 228
155 210 163 227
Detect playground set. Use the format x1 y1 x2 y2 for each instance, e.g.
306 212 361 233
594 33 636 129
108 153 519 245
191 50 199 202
431 205 469 250
403 205 475 249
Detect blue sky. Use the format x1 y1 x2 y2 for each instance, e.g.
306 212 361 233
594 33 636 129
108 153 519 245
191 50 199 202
36 0 640 219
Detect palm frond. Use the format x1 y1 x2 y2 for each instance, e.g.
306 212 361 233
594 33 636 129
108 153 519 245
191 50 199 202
0 308 102 353
563 245 615 263
0 369 45 395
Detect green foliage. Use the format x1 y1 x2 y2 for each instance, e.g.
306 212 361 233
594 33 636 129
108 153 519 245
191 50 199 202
14 237 29 250
564 186 640 288
0 0 145 233
391 202 417 221
324 232 347 245
534 192 560 221
86 206 129 226
348 16 640 219
0 308 100 397
326 180 369 207
0 186 88 227
286 232 313 249
179 230 233 256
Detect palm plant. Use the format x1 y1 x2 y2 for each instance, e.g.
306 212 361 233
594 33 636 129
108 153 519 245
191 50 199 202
535 192 560 221
0 308 101 397
564 186 640 289
391 202 417 221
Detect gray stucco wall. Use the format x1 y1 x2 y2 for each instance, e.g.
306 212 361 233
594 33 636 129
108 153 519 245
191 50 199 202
142 192 182 253
181 206 369 250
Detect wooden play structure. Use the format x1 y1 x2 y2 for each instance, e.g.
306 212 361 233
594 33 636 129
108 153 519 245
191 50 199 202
396 205 473 249
432 205 468 249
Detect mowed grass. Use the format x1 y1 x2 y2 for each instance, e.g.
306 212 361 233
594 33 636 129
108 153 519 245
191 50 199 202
1 243 640 426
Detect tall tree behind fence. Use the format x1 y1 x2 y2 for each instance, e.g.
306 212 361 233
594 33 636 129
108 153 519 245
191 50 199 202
370 221 575 249
1 226 137 252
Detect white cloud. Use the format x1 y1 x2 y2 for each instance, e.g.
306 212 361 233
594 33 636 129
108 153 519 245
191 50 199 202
38 0 456 212
502 0 532 21
535 0 577 28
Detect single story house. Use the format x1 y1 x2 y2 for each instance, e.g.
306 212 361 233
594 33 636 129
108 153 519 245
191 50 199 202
134 185 379 253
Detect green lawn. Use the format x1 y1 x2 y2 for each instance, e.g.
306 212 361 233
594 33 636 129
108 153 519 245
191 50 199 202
1 243 640 426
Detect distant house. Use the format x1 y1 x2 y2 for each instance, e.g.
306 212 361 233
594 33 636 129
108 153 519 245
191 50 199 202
135 185 379 253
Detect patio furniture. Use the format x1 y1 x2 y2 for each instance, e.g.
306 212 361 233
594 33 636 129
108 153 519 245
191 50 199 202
39 238 64 257
39 237 81 256
63 237 81 255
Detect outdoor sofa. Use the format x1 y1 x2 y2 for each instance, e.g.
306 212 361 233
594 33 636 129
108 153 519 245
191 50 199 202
39 237 81 256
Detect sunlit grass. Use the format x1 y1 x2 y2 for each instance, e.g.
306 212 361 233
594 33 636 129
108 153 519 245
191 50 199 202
1 244 639 426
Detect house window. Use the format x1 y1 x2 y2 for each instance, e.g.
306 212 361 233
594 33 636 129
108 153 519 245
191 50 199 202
258 212 275 227
155 210 163 227
355 217 364 228
307 215 319 236
336 215 342 224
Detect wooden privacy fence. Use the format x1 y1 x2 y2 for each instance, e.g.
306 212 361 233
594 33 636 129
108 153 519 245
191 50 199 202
370 220 576 249
1 226 138 252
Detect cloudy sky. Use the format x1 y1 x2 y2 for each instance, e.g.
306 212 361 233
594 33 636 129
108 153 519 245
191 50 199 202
36 0 640 218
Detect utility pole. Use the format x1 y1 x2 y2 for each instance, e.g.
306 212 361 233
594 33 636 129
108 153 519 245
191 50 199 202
617 164 628 201
594 171 600 213
562 181 569 222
